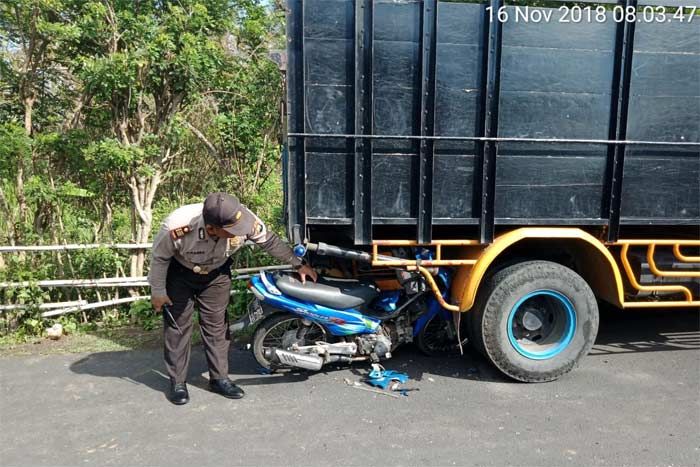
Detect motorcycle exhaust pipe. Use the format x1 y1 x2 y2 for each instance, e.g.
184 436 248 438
264 348 323 371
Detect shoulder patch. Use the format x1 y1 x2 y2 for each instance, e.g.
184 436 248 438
170 225 192 240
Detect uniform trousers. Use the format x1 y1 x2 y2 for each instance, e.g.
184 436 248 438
164 260 231 383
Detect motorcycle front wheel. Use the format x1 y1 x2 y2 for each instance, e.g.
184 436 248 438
416 314 460 357
252 312 328 370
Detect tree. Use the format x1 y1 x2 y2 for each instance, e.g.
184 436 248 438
181 0 285 209
0 123 31 246
71 0 238 276
0 0 78 235
0 0 289 333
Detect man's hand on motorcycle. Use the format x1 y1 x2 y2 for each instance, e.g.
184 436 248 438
296 264 318 283
151 295 173 312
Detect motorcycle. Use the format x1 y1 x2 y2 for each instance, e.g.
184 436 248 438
230 243 460 372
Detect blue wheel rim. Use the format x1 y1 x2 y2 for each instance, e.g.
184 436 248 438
507 290 576 360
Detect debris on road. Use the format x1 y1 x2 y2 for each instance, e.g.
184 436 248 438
343 376 404 399
366 364 409 391
347 382 402 399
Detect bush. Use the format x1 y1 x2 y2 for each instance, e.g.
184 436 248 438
0 283 50 337
129 299 161 331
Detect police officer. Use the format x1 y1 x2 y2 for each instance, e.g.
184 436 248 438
148 192 317 405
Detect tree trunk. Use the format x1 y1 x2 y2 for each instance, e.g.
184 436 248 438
104 199 113 239
129 212 151 279
0 187 17 248
97 190 114 242
48 174 65 279
128 168 162 278
136 221 150 274
50 228 65 278
24 96 34 135
16 97 33 229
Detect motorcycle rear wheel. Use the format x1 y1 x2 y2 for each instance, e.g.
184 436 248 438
252 312 328 370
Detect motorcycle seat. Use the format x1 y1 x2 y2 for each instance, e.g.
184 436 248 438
273 273 379 310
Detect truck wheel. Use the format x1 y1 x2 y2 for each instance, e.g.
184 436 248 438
471 261 599 382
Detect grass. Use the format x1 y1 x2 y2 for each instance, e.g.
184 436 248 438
0 303 255 357
0 325 204 357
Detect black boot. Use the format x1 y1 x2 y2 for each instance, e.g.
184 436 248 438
209 378 245 399
169 382 189 405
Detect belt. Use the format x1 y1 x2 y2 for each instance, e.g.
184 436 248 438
191 264 213 275
172 259 231 277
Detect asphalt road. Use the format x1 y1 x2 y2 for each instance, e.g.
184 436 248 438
1 308 698 467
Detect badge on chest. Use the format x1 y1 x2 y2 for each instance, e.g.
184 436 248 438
170 225 192 240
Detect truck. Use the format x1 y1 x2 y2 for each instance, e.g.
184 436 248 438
280 0 699 381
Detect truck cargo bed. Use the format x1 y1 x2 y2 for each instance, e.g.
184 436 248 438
284 0 700 245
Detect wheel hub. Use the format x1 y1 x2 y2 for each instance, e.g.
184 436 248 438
281 329 301 349
521 310 543 331
507 290 577 360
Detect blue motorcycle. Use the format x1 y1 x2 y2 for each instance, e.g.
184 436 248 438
231 243 459 371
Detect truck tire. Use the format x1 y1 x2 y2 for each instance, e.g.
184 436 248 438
470 261 599 382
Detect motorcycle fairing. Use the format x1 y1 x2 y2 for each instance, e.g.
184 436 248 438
250 275 381 336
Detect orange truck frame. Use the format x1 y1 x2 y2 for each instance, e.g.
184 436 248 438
366 230 699 381
370 230 700 312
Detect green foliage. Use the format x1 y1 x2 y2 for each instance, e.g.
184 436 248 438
1 283 51 336
57 315 80 335
0 123 31 178
0 1 289 339
129 299 160 331
83 139 137 173
72 247 125 278
228 280 251 320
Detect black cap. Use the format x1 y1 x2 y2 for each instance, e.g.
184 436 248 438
202 192 254 236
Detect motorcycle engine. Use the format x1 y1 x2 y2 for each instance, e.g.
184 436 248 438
355 290 427 361
355 330 393 361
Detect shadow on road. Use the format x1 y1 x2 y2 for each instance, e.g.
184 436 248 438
69 348 202 401
69 306 700 396
68 339 321 399
590 306 700 356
